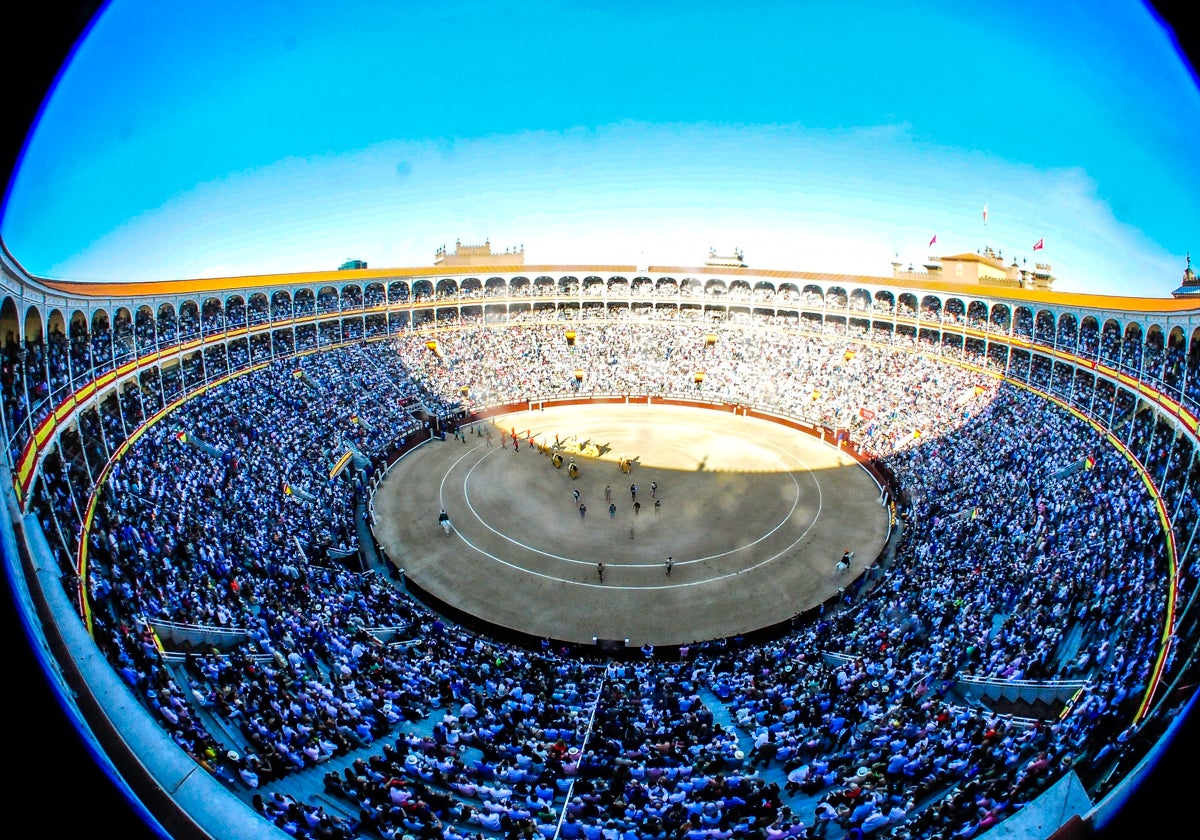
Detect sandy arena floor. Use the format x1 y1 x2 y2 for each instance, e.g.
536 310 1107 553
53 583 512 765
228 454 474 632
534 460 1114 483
370 403 890 647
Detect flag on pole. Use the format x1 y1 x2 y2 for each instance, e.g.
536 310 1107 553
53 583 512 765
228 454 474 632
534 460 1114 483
329 449 354 480
929 234 937 247
1033 238 1044 251
982 204 988 223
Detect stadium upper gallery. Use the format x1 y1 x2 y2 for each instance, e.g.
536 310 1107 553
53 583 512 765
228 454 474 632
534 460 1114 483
3 4 1200 840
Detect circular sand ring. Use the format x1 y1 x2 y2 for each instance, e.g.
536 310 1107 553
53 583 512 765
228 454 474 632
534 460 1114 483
371 402 890 647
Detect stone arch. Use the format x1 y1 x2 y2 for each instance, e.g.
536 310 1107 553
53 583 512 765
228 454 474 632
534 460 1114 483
826 286 848 308
1101 318 1121 363
728 279 752 298
47 308 66 341
1166 326 1186 389
113 307 134 361
134 304 156 350
270 290 292 320
201 297 224 332
0 297 18 352
224 294 246 327
1122 322 1144 372
1013 306 1034 339
387 281 410 302
340 283 364 309
156 302 176 340
1057 312 1078 350
944 297 965 323
920 295 941 320
1034 310 1054 344
24 304 44 345
317 286 339 313
873 290 895 312
294 288 315 315
989 303 1011 332
178 300 200 338
411 279 435 300
966 300 988 326
1079 316 1099 356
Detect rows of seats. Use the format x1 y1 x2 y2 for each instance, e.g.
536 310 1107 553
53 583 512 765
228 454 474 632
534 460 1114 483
2 312 1195 839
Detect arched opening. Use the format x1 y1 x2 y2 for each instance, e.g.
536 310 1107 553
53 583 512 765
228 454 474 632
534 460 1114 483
269 290 291 321
1079 316 1099 358
412 280 435 302
943 298 965 324
225 295 246 328
1057 312 1078 352
1013 307 1034 339
1033 310 1054 346
113 307 134 363
340 284 364 311
364 283 386 308
388 281 410 303
178 300 200 340
201 297 224 334
317 286 339 314
1100 319 1121 365
1122 322 1144 373
989 303 1011 334
919 295 941 321
294 288 315 316
966 300 988 327
1165 326 1186 392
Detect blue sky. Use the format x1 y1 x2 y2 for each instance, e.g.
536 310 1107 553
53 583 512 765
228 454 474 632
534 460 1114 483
2 0 1197 296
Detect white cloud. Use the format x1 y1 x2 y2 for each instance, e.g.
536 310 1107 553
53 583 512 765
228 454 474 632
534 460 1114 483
50 121 1186 296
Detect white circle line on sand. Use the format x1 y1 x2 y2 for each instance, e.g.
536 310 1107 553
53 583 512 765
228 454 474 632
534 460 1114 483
430 423 830 589
457 421 813 568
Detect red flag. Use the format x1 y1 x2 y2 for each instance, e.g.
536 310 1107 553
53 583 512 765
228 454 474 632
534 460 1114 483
929 234 937 247
1033 238 1044 251
982 203 988 223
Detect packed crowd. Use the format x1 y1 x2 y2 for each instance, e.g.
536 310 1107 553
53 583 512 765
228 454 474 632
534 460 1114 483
1 312 1193 840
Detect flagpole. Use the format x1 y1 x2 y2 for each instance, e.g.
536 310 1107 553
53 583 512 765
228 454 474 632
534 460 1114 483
983 203 990 252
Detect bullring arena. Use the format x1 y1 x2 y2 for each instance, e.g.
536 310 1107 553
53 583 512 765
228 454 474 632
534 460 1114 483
4 260 1200 840
371 403 889 646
